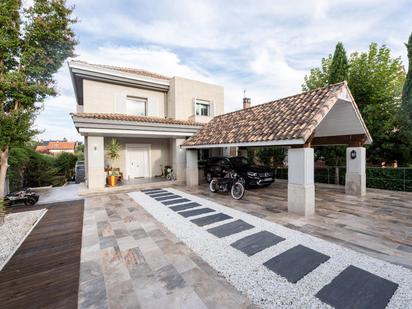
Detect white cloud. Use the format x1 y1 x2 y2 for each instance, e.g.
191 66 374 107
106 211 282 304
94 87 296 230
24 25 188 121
34 0 412 140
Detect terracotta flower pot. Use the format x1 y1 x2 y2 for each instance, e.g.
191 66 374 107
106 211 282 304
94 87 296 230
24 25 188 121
107 175 117 187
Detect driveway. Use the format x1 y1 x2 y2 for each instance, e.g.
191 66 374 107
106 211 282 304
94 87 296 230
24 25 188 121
37 183 82 205
79 192 253 309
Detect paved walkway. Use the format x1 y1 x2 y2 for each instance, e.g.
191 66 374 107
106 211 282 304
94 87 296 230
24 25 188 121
130 188 412 308
37 183 82 205
79 193 253 309
0 200 84 309
182 181 412 269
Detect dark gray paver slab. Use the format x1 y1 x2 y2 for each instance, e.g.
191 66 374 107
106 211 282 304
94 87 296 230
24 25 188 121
148 192 174 198
191 213 232 227
316 265 398 309
263 245 329 283
162 198 190 206
207 220 254 238
169 202 202 212
142 188 162 192
231 231 285 256
178 208 215 218
155 195 181 201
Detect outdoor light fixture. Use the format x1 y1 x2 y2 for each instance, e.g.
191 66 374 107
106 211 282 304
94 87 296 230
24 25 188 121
350 150 357 159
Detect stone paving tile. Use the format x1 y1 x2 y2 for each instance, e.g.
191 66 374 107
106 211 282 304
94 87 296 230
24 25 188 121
231 230 285 256
154 194 181 201
207 219 254 238
78 276 109 309
178 208 215 218
129 228 148 240
169 202 202 212
263 245 330 283
162 198 190 205
79 193 253 309
142 188 162 192
150 192 175 198
190 213 232 227
316 265 398 309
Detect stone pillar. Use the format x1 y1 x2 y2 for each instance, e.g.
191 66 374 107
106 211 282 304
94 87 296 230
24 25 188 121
171 138 186 181
86 136 106 189
287 148 315 216
186 149 199 186
345 147 366 196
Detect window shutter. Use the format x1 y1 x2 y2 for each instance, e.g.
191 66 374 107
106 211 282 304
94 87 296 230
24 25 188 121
210 101 214 117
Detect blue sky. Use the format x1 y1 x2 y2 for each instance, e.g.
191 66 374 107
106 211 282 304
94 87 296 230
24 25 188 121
33 0 412 141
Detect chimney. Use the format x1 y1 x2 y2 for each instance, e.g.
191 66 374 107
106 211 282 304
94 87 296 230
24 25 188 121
243 97 251 109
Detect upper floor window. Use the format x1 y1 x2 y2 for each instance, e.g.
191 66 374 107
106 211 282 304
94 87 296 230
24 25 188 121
195 99 211 116
127 96 147 116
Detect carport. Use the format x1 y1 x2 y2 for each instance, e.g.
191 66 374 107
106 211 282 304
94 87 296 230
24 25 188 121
181 81 372 216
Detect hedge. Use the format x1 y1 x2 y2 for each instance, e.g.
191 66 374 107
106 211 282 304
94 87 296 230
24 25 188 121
273 167 412 192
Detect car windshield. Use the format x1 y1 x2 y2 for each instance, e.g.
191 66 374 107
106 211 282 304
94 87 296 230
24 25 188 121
229 157 250 166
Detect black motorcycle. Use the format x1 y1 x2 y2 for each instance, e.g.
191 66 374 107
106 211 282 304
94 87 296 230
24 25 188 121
209 170 245 200
5 188 39 207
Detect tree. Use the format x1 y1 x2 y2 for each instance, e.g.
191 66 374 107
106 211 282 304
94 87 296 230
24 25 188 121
399 32 412 162
302 55 332 91
302 43 406 165
328 42 349 84
0 0 77 198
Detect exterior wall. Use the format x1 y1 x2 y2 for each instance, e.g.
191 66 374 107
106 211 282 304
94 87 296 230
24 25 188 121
104 137 171 179
86 136 106 189
168 76 224 121
49 149 75 155
83 80 166 117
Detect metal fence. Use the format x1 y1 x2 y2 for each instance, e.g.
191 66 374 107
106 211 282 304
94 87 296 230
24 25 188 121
274 167 412 192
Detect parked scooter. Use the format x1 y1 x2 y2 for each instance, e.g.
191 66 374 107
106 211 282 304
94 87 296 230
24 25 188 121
209 170 245 200
5 188 39 207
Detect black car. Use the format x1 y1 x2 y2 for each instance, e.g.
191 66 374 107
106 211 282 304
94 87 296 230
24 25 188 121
204 156 274 187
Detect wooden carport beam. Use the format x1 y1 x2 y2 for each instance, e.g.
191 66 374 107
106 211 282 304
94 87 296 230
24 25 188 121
311 134 367 146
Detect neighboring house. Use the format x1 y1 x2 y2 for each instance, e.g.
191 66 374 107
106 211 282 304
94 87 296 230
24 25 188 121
47 141 77 155
69 61 224 189
35 141 78 155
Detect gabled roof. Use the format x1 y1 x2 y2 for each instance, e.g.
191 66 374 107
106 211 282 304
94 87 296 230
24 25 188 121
183 82 372 148
71 113 204 127
70 60 170 81
47 141 77 150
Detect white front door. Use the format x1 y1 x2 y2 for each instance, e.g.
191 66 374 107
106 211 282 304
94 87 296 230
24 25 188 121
127 147 149 178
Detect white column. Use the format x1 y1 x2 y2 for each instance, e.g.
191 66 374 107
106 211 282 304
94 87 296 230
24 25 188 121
186 149 199 186
171 138 186 181
86 136 106 189
287 148 315 216
345 147 366 196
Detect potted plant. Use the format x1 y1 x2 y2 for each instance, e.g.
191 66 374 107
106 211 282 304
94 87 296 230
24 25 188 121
106 138 120 187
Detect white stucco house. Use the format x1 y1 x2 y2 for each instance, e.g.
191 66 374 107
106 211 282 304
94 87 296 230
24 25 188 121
69 60 225 190
70 60 372 217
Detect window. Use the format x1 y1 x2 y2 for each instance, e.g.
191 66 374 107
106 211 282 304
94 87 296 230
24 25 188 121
127 97 147 116
195 99 211 116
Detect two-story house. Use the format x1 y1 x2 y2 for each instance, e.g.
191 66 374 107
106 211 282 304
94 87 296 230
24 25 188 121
69 61 224 190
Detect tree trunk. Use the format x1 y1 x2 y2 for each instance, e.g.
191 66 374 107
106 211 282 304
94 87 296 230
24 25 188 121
0 147 9 198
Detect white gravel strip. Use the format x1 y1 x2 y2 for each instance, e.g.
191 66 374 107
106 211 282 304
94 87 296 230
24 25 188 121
0 209 47 270
129 189 412 308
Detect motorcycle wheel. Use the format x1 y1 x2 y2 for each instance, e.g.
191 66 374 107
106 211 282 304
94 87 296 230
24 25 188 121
209 179 218 193
24 197 37 206
231 182 245 200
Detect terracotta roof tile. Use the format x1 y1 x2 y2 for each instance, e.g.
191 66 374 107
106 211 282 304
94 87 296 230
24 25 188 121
71 60 171 80
71 113 204 127
183 82 348 147
47 142 76 150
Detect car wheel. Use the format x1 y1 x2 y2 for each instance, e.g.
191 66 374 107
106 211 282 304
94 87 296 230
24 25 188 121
206 173 212 183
